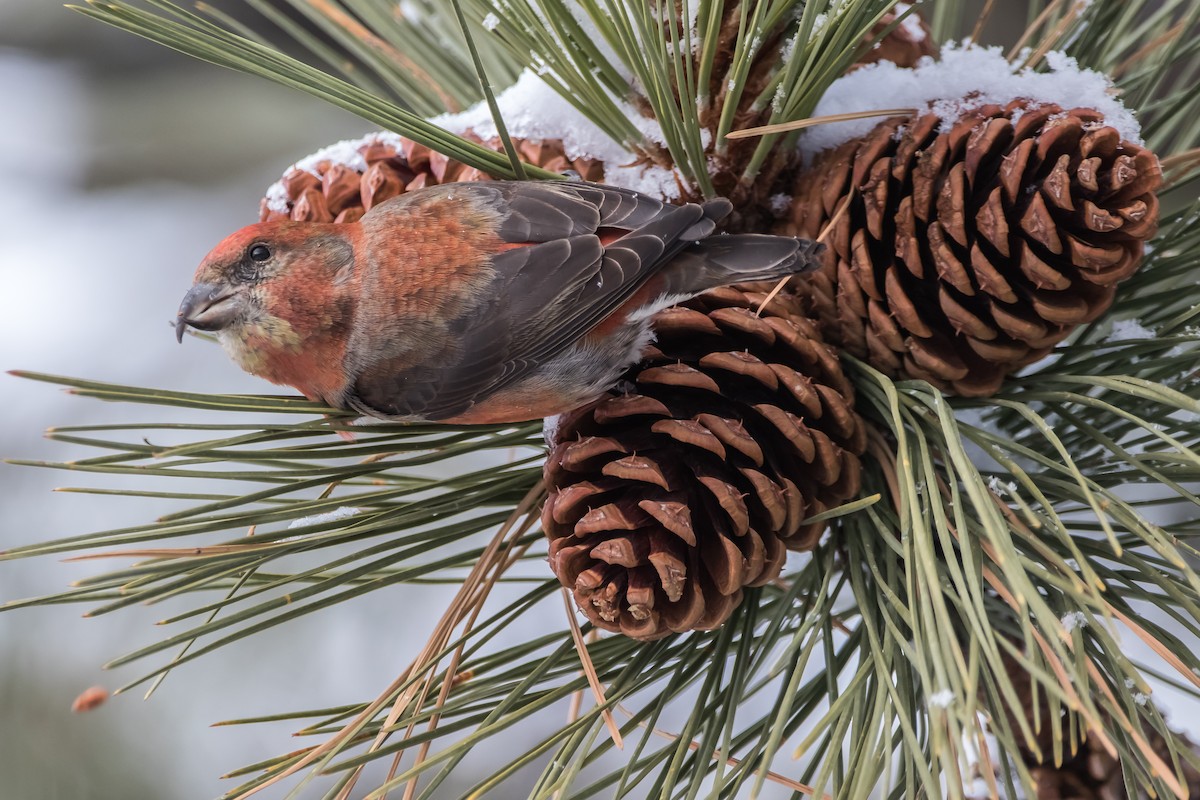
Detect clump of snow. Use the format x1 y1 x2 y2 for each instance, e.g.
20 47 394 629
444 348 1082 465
1108 318 1156 342
958 712 1002 799
986 475 1017 496
398 0 424 23
811 13 830 40
543 413 563 447
929 688 956 708
1061 611 1088 632
669 0 703 54
771 83 787 114
482 12 500 31
1121 675 1150 705
263 182 290 215
433 69 681 199
965 777 991 799
288 506 362 530
892 3 927 43
802 42 1143 161
265 65 687 207
780 31 799 62
262 132 406 213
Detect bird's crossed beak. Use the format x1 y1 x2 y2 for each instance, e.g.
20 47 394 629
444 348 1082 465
176 283 246 343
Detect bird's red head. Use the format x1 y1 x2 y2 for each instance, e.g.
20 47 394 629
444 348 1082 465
176 220 359 395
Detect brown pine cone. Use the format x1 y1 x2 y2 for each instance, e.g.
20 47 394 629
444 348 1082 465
989 651 1200 800
258 133 604 223
783 100 1162 396
543 286 866 640
1025 730 1200 800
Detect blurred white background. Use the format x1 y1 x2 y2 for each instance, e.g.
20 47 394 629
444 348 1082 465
2 2 1197 799
0 4 407 797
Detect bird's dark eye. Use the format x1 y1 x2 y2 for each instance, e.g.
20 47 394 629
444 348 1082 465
249 244 271 262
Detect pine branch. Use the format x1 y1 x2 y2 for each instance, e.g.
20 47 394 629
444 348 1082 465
5 0 1200 798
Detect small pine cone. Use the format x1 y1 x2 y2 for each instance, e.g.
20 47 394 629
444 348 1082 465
1020 709 1200 800
543 287 867 640
995 653 1200 799
783 100 1162 396
1026 729 1200 800
258 133 604 223
856 5 939 71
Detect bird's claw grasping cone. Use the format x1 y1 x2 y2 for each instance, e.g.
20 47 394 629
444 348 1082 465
782 99 1162 397
542 286 865 640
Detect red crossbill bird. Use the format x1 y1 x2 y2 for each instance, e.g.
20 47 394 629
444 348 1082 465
176 181 823 424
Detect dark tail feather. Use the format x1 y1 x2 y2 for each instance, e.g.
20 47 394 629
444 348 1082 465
664 234 825 295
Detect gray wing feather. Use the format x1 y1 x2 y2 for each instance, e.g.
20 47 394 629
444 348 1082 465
496 186 600 240
349 182 760 421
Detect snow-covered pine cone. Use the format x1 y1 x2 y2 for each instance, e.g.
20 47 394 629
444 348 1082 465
543 286 866 640
782 100 1161 396
258 134 604 223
